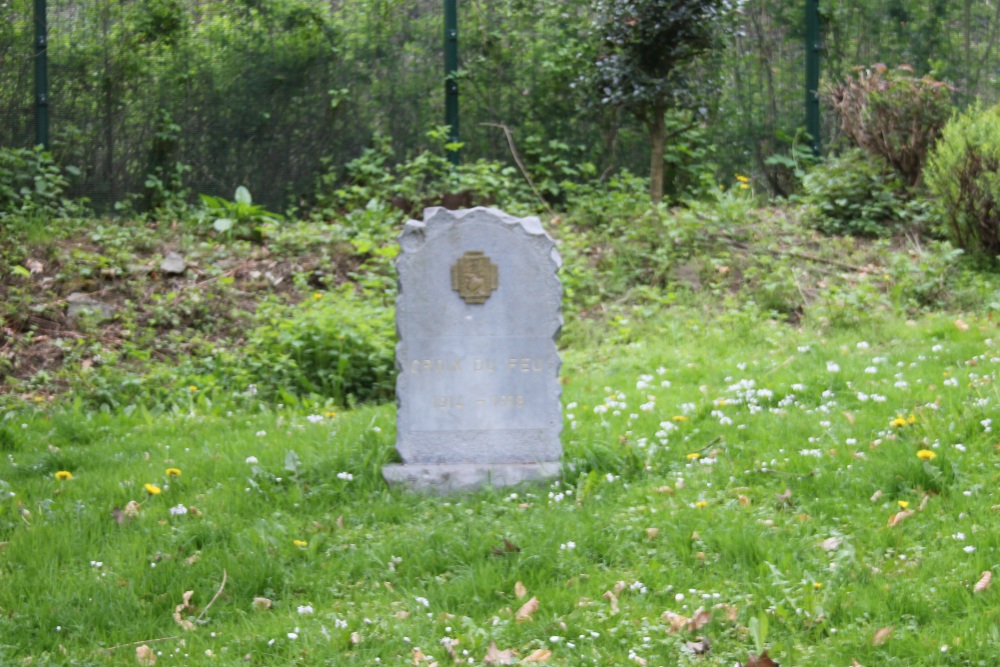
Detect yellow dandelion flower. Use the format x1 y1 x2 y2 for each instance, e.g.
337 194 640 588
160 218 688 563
739 183 750 190
735 174 750 183
293 539 308 548
672 416 689 422
917 449 936 460
890 414 908 428
166 468 181 477
695 501 708 508
188 386 198 392
313 292 323 299
897 500 909 509
55 470 73 481
813 582 823 589
324 411 337 418
686 452 700 460
144 483 162 495
33 396 45 402
906 413 917 425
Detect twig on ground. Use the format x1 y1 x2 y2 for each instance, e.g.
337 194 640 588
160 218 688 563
195 569 228 623
96 635 180 654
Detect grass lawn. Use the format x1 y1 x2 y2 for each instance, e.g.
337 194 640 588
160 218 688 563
2 308 998 666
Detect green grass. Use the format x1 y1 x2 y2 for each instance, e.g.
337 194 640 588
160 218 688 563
2 308 998 666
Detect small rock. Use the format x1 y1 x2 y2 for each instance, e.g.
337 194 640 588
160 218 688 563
66 293 116 323
160 252 187 274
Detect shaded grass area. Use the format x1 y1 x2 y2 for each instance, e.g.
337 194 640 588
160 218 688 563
2 310 998 666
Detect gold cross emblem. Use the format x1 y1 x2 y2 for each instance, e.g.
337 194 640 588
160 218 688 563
451 251 498 304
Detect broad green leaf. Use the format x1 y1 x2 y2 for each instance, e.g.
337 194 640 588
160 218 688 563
213 218 234 233
234 186 252 205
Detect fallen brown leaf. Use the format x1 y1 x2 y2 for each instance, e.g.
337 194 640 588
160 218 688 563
483 641 516 665
954 319 969 331
662 610 690 634
655 485 674 495
514 581 527 599
887 510 913 527
974 571 992 593
522 648 552 663
491 539 521 557
741 650 779 667
515 596 539 622
852 659 865 667
413 647 426 664
136 645 156 666
603 590 620 614
252 597 272 610
738 495 751 506
613 580 627 596
688 607 711 631
351 631 361 645
646 527 659 540
870 490 883 502
684 637 710 655
842 411 856 426
820 537 842 552
173 590 196 631
872 626 894 645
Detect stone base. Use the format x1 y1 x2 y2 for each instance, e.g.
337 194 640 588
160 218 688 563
383 462 561 494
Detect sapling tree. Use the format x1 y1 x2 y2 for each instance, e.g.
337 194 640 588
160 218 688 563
592 0 731 203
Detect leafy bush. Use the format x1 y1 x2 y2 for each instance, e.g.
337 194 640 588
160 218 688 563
0 146 80 219
198 186 282 242
800 149 906 237
924 102 1000 258
823 64 953 187
246 288 395 406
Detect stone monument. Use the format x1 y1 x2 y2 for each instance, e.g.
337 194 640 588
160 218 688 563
383 207 562 492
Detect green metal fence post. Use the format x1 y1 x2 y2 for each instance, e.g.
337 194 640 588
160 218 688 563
444 0 459 165
34 0 49 150
805 0 821 155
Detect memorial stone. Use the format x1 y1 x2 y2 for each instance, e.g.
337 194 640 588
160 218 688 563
383 207 562 493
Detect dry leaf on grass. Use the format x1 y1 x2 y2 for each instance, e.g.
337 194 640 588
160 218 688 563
603 590 620 614
820 537 842 552
646 527 659 540
630 654 647 666
252 597 272 610
954 319 969 331
174 590 196 631
738 650 779 667
491 539 521 557
662 611 690 634
851 660 865 667
136 645 156 666
655 485 674 495
412 648 428 664
872 626 894 645
842 411 856 425
514 581 527 599
515 596 539 622
974 571 992 593
522 648 552 663
688 607 712 631
483 641 516 665
351 631 361 645
613 580 627 596
887 510 913 527
684 637 710 655
870 490 883 503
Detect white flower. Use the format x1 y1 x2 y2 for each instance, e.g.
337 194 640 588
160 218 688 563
964 546 976 553
826 362 840 373
306 414 324 423
245 456 258 464
297 605 314 615
255 431 267 437
560 541 576 550
287 632 298 640
169 504 188 516
415 596 430 608
337 471 353 481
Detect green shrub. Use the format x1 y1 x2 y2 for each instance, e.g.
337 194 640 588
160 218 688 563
924 102 1000 258
823 65 953 187
0 146 80 219
246 288 395 406
800 149 905 237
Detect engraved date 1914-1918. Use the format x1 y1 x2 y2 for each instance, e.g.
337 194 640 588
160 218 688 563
409 357 549 374
432 395 525 410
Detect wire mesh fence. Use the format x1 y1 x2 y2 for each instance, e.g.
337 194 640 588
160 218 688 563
2 0 1000 211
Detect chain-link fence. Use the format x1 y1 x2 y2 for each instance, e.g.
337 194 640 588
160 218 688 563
2 0 1000 211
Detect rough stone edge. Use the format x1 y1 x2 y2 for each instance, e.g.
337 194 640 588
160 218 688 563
383 462 561 495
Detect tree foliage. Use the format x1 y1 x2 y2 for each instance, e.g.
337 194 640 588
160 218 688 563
592 0 731 202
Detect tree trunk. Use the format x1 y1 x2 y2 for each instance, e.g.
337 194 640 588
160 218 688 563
648 103 667 204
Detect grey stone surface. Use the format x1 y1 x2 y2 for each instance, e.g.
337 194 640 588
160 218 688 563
66 292 117 322
383 462 562 494
160 252 187 274
386 207 562 491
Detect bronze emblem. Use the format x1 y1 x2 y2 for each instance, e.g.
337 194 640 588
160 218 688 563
451 251 498 304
